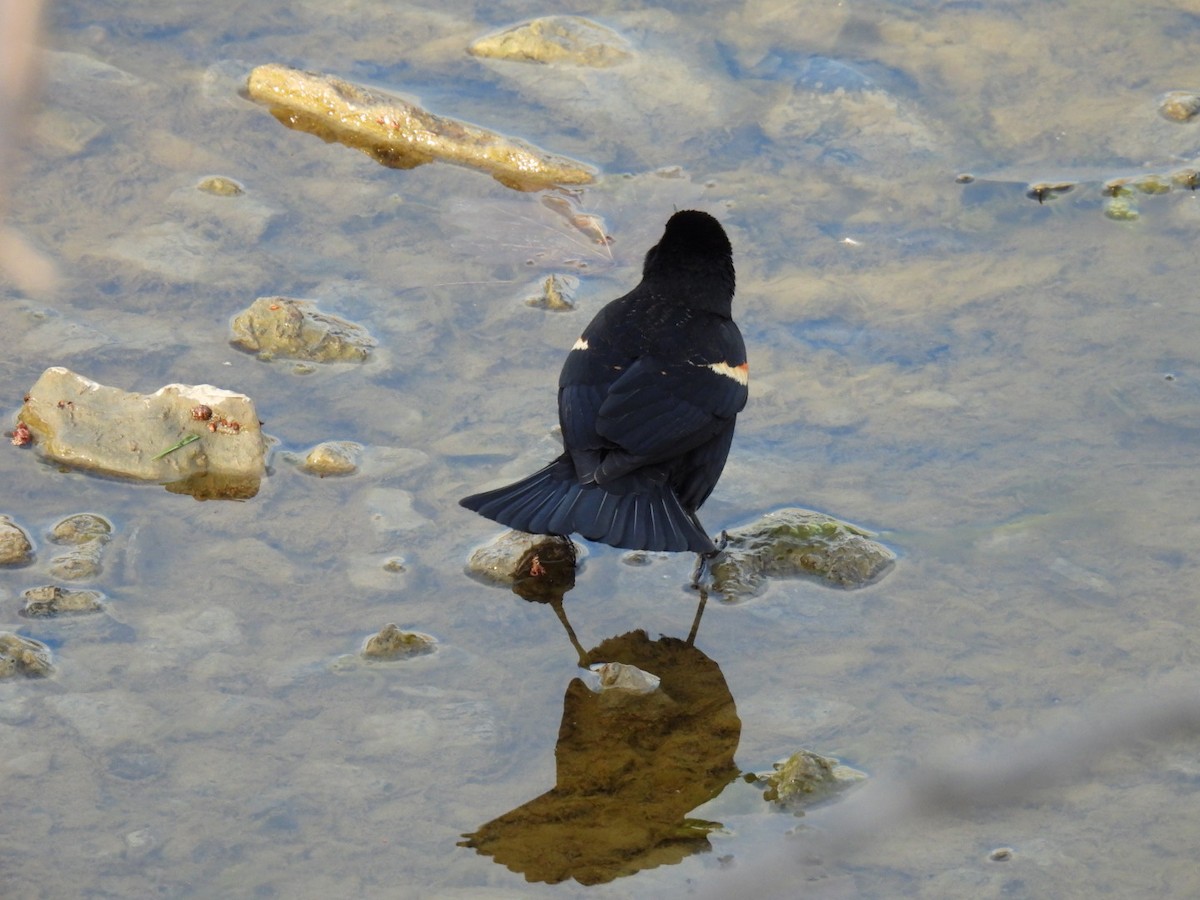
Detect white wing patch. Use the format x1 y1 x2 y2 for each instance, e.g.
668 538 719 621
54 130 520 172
706 360 749 386
571 337 589 351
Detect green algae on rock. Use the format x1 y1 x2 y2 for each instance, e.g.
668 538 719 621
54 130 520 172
754 748 867 809
1158 90 1200 122
230 296 375 363
0 632 53 678
709 508 895 599
524 274 578 311
244 63 596 191
361 623 436 660
468 16 632 68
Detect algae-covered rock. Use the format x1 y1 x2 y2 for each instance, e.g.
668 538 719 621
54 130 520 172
469 16 632 68
50 513 112 544
17 368 266 496
524 274 578 311
0 633 53 678
0 515 34 566
21 585 105 617
230 296 375 363
709 508 895 599
755 748 867 809
1159 90 1200 122
1104 195 1139 220
361 623 436 660
244 63 595 191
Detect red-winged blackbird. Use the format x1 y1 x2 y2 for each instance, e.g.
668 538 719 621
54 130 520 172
460 210 748 554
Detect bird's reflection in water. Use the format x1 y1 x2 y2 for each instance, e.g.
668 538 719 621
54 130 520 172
460 540 741 885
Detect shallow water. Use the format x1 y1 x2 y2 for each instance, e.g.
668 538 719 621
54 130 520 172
3 0 1200 897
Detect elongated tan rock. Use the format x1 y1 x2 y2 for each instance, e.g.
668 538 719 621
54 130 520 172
18 367 266 499
245 63 596 191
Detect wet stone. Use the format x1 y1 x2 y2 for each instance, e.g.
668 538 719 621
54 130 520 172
0 633 54 678
230 296 375 363
300 441 362 476
524 274 578 311
18 368 266 494
1171 168 1200 190
1159 90 1200 122
50 513 112 545
21 585 106 618
0 515 34 566
1026 181 1075 203
1104 195 1139 221
1134 174 1172 194
465 531 584 586
754 748 867 809
361 624 437 660
245 63 595 191
48 546 105 581
196 175 244 196
709 508 895 600
468 16 633 68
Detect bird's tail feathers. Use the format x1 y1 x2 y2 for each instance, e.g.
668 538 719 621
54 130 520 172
460 458 714 553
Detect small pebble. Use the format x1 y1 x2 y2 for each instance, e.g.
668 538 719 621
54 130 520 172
197 175 245 196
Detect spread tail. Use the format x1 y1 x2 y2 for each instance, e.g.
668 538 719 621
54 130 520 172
460 457 715 553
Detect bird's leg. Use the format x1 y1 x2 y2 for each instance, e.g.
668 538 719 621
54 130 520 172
689 530 729 590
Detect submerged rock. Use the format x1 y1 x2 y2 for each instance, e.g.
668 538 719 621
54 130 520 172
244 63 595 191
17 368 266 498
49 513 112 544
48 544 106 581
20 585 106 618
361 623 437 661
524 274 578 311
1159 90 1200 122
230 296 375 363
755 748 867 809
47 513 113 580
709 508 895 599
196 175 244 196
299 441 362 476
468 16 632 68
0 633 53 678
0 516 34 566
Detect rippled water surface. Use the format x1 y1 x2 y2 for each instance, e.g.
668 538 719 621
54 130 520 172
3 0 1200 897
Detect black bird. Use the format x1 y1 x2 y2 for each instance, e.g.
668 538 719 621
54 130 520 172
460 210 748 554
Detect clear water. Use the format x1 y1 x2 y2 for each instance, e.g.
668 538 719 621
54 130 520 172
3 1 1200 897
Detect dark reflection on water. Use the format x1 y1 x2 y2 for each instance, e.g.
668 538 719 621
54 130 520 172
461 576 741 886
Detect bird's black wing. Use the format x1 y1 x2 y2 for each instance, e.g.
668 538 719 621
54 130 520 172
591 316 747 483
